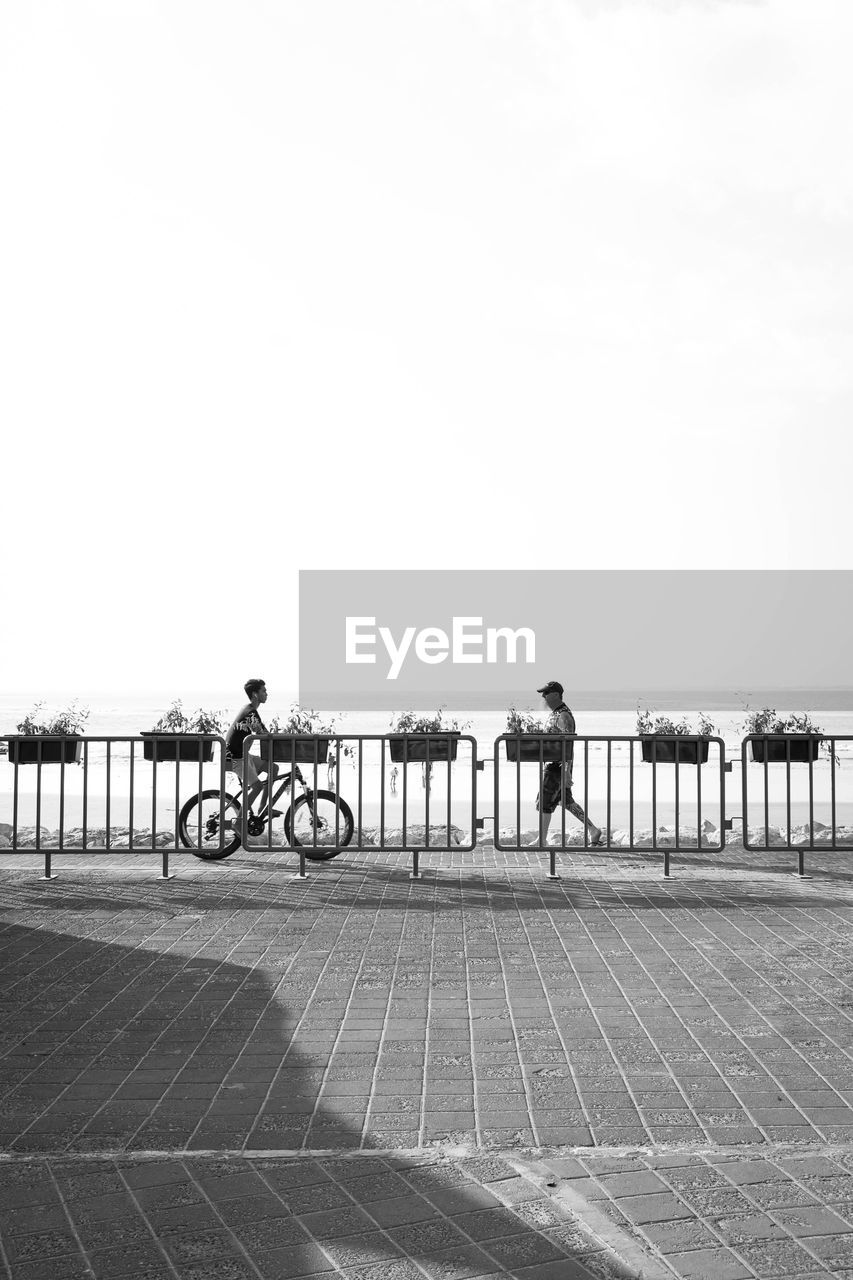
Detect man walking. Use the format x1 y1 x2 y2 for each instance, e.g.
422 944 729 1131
529 681 603 847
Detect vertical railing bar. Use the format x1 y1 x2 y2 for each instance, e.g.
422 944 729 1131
357 737 363 849
742 742 747 849
831 737 837 851
583 738 589 849
651 738 657 852
313 736 319 853
717 736 724 853
82 739 89 851
195 738 203 854
424 736 431 852
674 736 680 851
517 741 522 849
268 736 274 853
335 735 341 851
401 737 408 852
446 732 452 852
469 734 476 853
172 740 180 856
696 735 703 850
220 737 227 855
763 738 770 850
106 739 112 852
12 743 20 850
295 740 305 877
59 740 66 851
380 737 386 851
151 737 158 853
606 738 611 849
129 738 136 853
782 736 790 850
266 737 272 855
807 735 815 849
629 738 634 849
35 738 42 854
491 742 499 849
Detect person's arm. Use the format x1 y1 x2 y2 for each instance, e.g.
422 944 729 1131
556 709 575 774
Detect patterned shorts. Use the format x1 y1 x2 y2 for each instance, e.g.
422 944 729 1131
535 763 574 815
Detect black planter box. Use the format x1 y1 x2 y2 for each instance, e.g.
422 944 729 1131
750 736 821 764
270 737 331 764
7 738 82 765
140 734 215 763
504 737 566 763
641 737 709 765
388 735 459 763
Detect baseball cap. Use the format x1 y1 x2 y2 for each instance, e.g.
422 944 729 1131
536 681 564 697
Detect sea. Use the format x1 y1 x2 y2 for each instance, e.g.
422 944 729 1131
3 689 853 752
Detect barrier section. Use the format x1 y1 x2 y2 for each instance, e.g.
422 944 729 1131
0 735 228 879
239 734 478 877
741 734 853 871
493 734 727 877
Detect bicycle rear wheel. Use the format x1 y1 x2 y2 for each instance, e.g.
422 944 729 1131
285 791 353 860
179 788 242 860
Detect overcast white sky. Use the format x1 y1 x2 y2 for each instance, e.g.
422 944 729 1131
1 0 851 694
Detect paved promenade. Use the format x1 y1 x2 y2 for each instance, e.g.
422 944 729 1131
3 841 853 1278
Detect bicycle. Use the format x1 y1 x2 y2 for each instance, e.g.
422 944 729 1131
178 764 354 861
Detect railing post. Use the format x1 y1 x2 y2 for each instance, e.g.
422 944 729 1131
160 844 174 880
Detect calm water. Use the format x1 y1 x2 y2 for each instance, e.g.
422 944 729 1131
3 690 853 752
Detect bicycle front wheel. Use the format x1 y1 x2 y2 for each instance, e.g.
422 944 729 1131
179 788 243 860
285 791 354 860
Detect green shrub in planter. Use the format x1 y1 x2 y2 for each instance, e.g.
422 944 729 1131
741 707 830 764
636 708 718 765
142 700 224 762
503 706 566 762
7 701 89 765
387 708 466 763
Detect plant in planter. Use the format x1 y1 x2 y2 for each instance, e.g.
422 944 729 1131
503 706 567 762
267 705 340 764
387 708 467 763
8 702 89 764
635 707 718 765
741 706 833 764
141 700 225 762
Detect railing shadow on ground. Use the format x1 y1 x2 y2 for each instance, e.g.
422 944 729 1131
3 856 853 917
0 916 629 1278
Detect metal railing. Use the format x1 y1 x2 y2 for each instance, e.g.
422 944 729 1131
0 735 227 879
740 733 853 872
2 729 852 882
490 734 727 878
240 733 478 879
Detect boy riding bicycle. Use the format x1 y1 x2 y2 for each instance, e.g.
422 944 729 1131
224 678 281 814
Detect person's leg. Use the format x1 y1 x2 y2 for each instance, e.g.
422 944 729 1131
566 796 602 844
245 753 280 811
231 753 265 810
527 766 559 845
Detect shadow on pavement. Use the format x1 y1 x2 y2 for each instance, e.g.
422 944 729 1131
4 858 853 914
0 915 636 1280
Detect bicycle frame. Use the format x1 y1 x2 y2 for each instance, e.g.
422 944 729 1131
228 765 312 820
